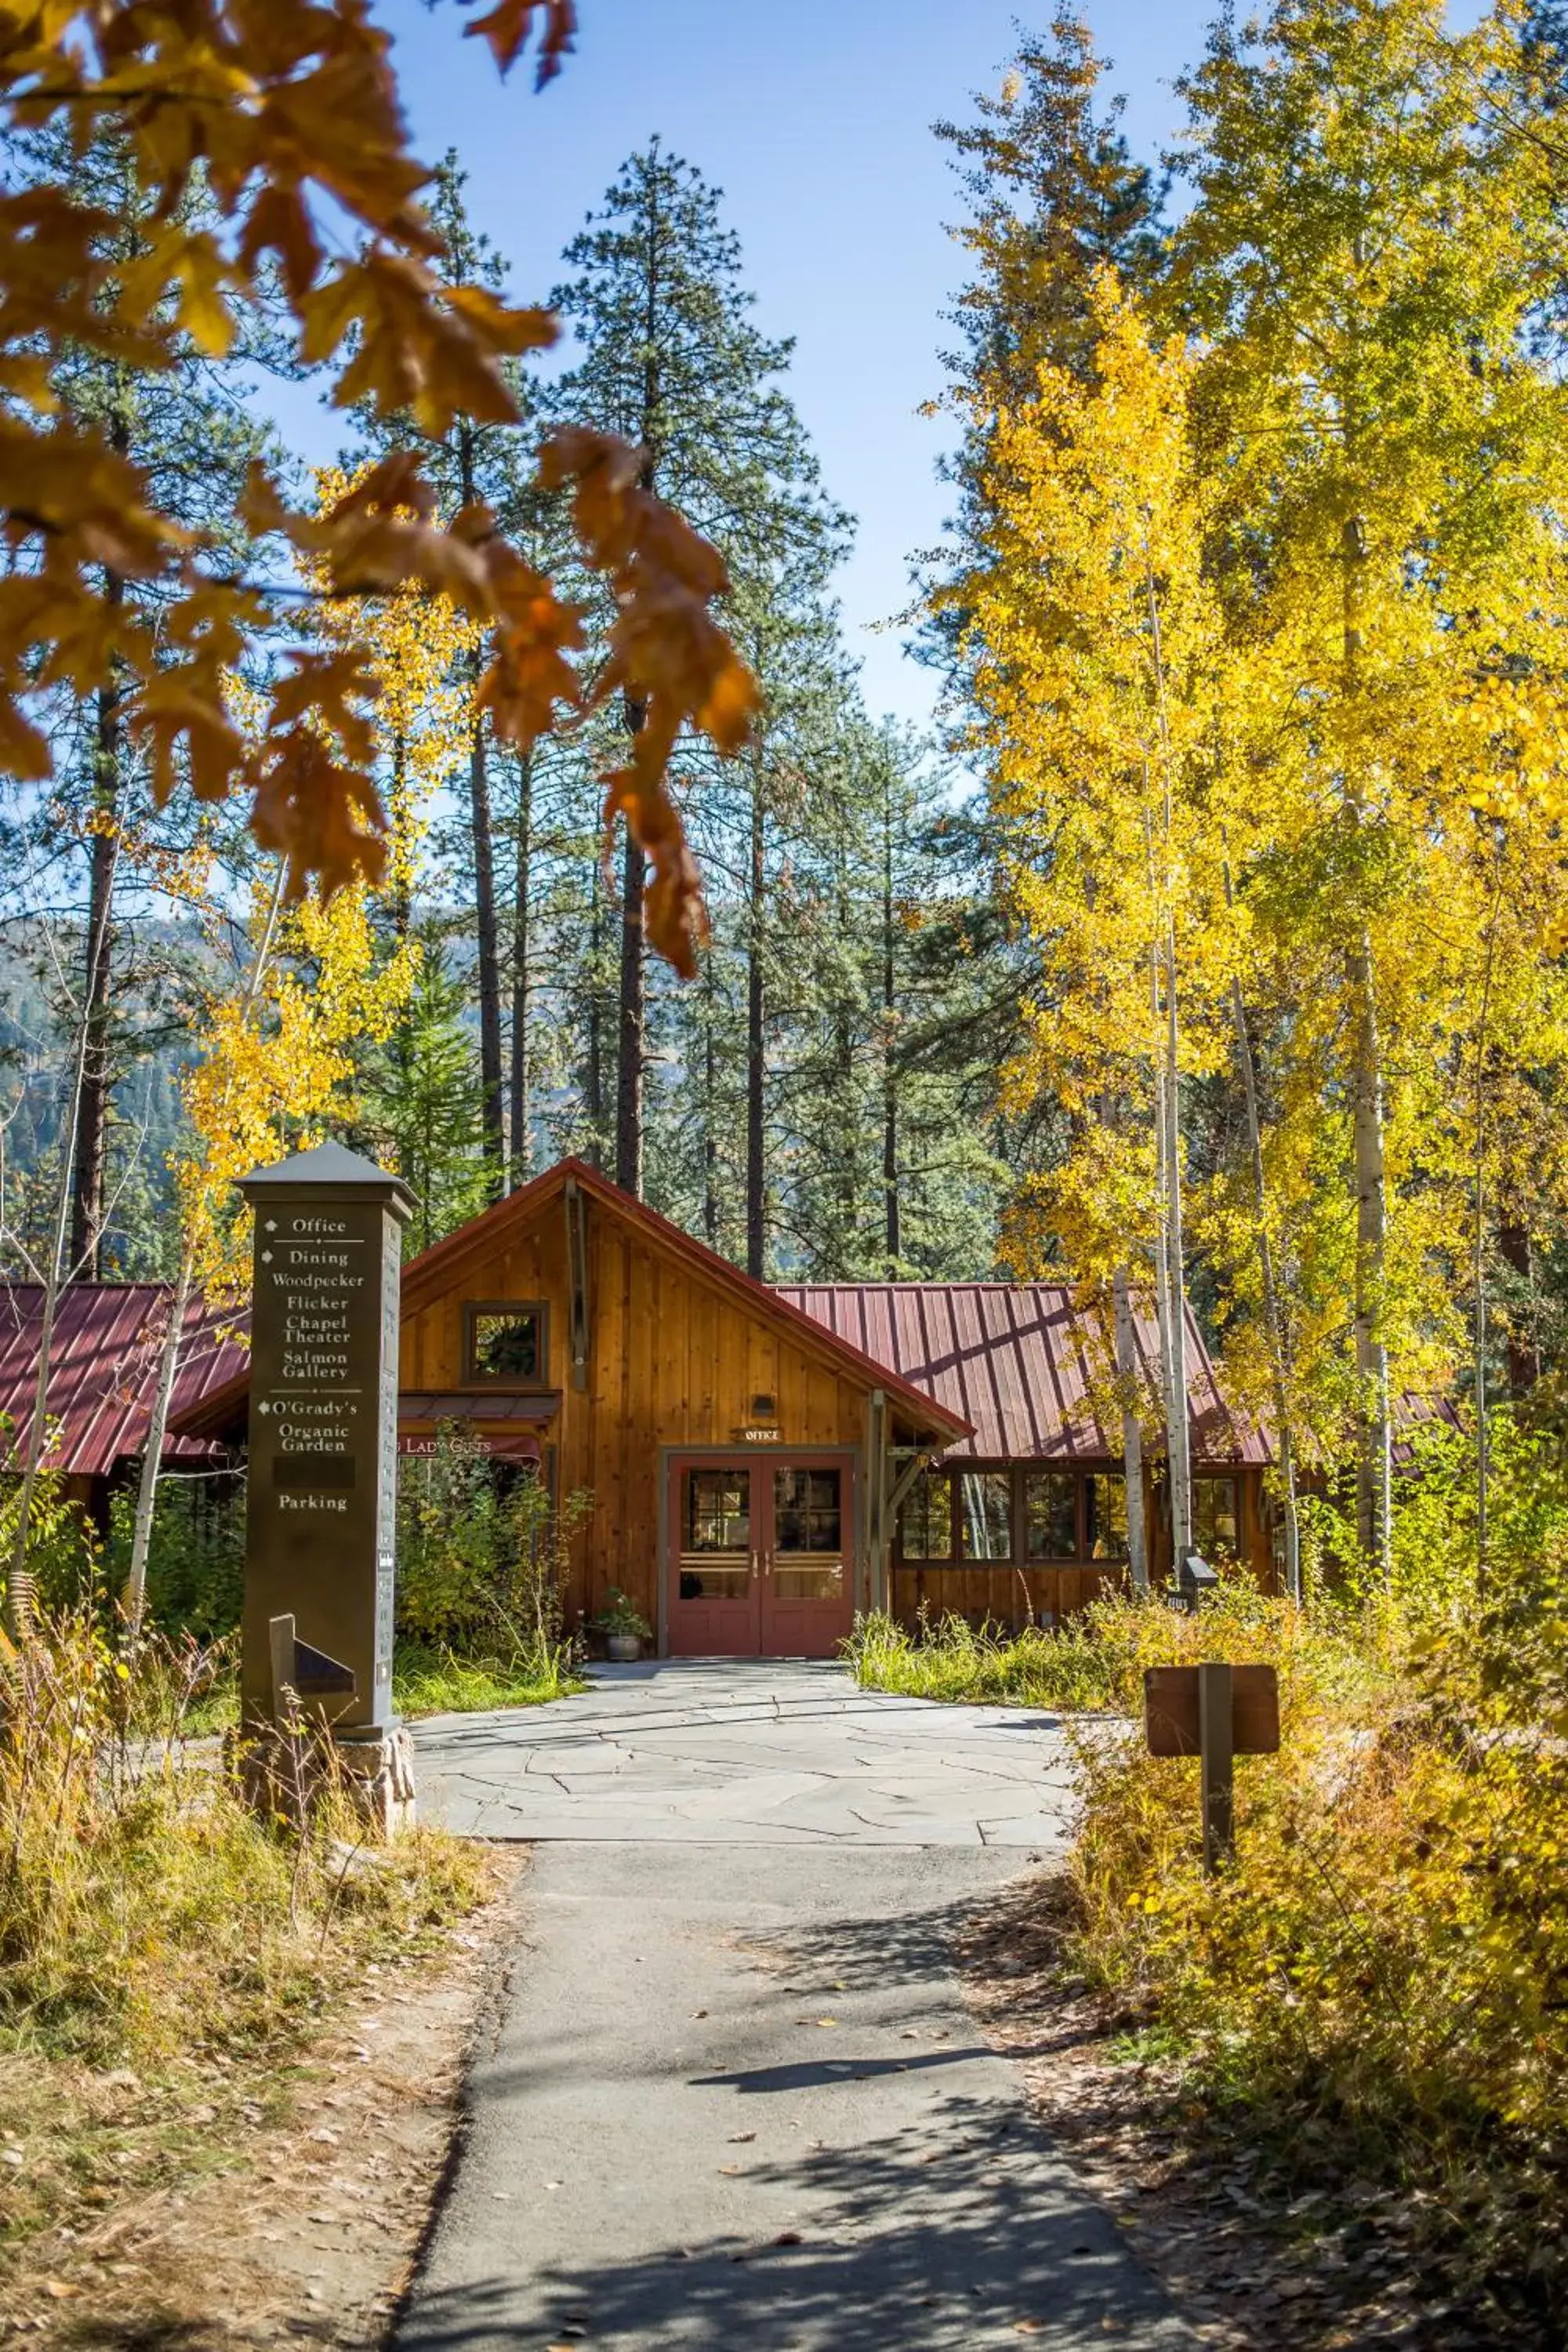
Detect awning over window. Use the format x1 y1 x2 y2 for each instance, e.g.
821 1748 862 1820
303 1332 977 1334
397 1426 539 1463
397 1390 557 1465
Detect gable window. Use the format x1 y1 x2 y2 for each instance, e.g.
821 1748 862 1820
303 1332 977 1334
960 1471 1013 1562
899 1470 953 1562
465 1301 549 1388
1024 1472 1078 1562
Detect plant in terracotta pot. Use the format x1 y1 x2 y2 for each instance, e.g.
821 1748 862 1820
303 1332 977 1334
594 1588 652 1663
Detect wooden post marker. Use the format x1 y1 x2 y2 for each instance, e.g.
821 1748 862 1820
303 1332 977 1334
1143 1662 1279 1874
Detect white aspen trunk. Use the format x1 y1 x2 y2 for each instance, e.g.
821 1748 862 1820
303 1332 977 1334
124 871 288 1638
1148 938 1183 1581
6 833 121 1641
1161 926 1193 1566
1222 856 1301 1605
1350 930 1392 1583
1339 487 1392 1585
1142 559 1192 1572
1113 1266 1149 1593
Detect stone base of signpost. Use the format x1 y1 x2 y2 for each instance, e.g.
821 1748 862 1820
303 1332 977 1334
230 1721 418 1838
335 1725 418 1838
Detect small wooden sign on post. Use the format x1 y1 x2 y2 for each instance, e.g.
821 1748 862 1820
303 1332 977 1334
1143 1662 1280 1872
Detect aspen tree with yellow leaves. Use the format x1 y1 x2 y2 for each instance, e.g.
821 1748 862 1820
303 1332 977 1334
953 271 1231 1584
124 873 416 1629
1168 0 1568 1578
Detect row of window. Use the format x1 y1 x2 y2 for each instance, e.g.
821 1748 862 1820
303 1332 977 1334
898 1467 1243 1567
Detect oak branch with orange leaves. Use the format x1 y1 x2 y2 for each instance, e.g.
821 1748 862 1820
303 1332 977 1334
0 0 758 976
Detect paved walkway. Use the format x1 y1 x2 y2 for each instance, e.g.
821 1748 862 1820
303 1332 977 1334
398 1665 1190 2352
413 1658 1080 1850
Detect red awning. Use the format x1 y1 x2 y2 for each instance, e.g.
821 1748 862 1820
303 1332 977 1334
397 1426 541 1463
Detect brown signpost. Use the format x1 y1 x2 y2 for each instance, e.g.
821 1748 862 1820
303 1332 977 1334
239 1141 416 1829
1144 1662 1280 1871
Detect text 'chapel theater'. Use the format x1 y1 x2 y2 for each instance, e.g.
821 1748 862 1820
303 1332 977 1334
4 1156 1275 1659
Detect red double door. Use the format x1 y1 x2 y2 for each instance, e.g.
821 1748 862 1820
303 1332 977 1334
666 1453 855 1658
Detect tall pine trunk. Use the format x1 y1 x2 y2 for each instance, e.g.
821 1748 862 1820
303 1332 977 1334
70 673 119 1280
70 395 129 1284
612 173 666 1202
7 829 120 1639
745 761 765 1277
458 420 505 1196
615 822 646 1196
701 954 719 1250
880 777 899 1275
585 856 604 1167
510 750 533 1185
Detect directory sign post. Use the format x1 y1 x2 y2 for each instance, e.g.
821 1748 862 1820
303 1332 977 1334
238 1142 413 1737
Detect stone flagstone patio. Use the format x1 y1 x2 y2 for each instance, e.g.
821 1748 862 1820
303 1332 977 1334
412 1658 1082 1849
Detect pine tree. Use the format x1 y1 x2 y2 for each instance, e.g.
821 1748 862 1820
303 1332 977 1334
550 140 844 1202
923 13 1163 689
359 936 491 1253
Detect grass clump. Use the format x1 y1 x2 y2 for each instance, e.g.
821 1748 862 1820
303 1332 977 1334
394 1639 584 1717
845 1606 1118 1711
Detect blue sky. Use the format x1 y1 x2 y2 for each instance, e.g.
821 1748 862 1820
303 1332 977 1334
322 4 1221 730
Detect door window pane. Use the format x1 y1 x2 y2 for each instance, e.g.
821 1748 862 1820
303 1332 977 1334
774 1468 842 1554
1193 1476 1240 1557
899 1472 952 1560
774 1560 845 1600
960 1472 1013 1562
1025 1472 1078 1561
1087 1472 1129 1559
685 1471 750 1552
680 1470 750 1599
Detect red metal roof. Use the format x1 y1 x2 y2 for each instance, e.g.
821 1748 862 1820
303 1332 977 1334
0 1284 249 1478
773 1283 1270 1466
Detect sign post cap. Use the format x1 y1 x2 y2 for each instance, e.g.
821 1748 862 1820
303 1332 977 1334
238 1139 416 1217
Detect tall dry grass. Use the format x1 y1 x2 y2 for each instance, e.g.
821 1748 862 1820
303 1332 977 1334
0 1606 487 2067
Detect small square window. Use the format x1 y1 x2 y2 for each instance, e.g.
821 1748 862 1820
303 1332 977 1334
1025 1472 1078 1561
466 1301 548 1386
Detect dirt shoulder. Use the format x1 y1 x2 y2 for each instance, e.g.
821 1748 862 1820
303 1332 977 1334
962 1871 1534 2352
0 1854 521 2352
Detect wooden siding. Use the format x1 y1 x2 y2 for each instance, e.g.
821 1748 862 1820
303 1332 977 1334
399 1189 873 1637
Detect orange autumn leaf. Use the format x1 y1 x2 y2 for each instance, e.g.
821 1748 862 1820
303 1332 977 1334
464 0 579 89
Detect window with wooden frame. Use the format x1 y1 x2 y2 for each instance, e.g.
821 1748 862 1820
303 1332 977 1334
1192 1475 1240 1558
959 1471 1013 1563
463 1300 550 1388
1024 1471 1078 1562
898 1469 953 1561
1087 1472 1129 1559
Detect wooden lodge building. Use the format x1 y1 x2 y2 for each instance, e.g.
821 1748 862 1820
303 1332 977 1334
2 1156 1274 1658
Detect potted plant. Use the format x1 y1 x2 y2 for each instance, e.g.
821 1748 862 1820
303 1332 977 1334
594 1588 652 1663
